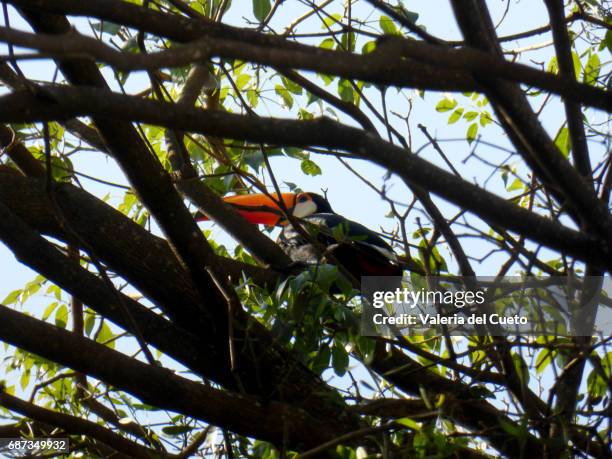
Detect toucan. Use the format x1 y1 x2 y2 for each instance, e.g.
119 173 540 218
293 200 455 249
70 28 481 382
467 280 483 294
196 192 402 283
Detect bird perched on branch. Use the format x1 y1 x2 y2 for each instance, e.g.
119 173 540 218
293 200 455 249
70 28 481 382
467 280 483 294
196 192 403 284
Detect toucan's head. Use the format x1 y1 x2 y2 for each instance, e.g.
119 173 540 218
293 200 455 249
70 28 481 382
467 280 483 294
196 192 333 226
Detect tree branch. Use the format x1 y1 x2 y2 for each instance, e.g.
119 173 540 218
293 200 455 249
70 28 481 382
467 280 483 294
449 0 612 249
0 86 608 270
544 0 591 180
0 391 170 459
0 303 342 450
0 24 609 111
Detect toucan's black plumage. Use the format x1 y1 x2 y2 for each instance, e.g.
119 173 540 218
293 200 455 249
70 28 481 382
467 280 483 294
278 212 402 281
197 192 402 282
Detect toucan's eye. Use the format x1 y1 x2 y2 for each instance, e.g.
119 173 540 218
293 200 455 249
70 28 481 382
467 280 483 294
297 194 309 203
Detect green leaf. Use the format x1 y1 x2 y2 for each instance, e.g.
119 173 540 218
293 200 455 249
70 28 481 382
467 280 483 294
284 147 308 159
301 159 322 176
571 51 581 80
479 111 493 127
331 343 349 376
317 73 335 86
337 79 354 103
322 13 342 28
2 289 22 305
362 40 377 54
340 31 356 51
586 369 606 405
84 312 96 337
42 302 59 321
252 0 271 22
20 370 30 391
508 178 525 192
435 97 457 112
281 76 303 95
511 353 530 385
298 109 314 120
235 73 251 90
91 21 121 35
397 417 420 430
447 108 463 124
118 191 137 215
311 346 331 374
379 15 398 35
535 349 553 374
413 431 428 452
554 125 571 157
54 304 68 329
246 89 259 108
22 276 44 303
275 84 293 109
463 111 478 121
466 122 478 144
356 336 376 364
499 417 522 437
46 284 62 300
399 8 419 24
547 56 558 74
319 38 335 50
583 52 600 85
96 321 115 348
603 29 612 53
418 241 448 273
243 150 265 171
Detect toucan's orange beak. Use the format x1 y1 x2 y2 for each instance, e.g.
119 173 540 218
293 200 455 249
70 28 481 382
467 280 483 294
195 192 298 227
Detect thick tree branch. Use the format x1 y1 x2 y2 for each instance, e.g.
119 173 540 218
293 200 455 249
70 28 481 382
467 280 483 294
5 0 476 91
0 303 342 450
0 124 46 177
0 24 609 111
0 86 608 271
544 0 591 180
0 62 108 152
0 195 224 382
0 391 170 459
544 3 599 449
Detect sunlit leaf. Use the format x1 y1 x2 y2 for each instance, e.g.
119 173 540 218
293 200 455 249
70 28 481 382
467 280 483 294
583 52 600 85
554 125 571 157
435 96 457 112
275 84 294 108
301 159 322 176
447 108 463 124
54 304 68 329
379 15 398 35
466 122 478 144
2 289 22 305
